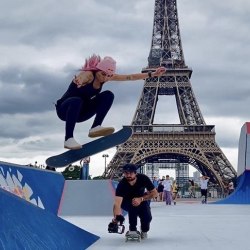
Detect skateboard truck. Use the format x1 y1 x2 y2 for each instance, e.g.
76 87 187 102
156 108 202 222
108 215 125 234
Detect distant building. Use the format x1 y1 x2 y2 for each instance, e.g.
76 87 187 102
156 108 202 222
193 171 201 182
144 163 159 179
175 163 189 188
143 162 191 188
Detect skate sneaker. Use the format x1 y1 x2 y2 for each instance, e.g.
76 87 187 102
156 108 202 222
88 125 115 138
140 231 148 239
64 137 82 150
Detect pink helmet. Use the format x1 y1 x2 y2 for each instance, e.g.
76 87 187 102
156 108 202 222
82 55 116 75
96 56 116 75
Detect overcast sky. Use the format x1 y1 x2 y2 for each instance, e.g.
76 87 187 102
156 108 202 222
0 0 250 177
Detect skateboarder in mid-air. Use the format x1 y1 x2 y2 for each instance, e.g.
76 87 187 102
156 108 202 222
113 164 158 240
55 54 166 149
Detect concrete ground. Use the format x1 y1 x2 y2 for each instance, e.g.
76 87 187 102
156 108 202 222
63 199 250 250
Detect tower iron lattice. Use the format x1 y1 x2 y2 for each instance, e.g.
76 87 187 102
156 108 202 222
104 0 236 190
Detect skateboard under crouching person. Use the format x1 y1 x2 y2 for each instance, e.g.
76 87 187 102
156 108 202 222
125 230 141 242
125 230 148 242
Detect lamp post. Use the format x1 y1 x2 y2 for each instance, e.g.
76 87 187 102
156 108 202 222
102 154 109 174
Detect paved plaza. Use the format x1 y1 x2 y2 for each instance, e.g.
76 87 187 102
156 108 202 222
63 200 250 250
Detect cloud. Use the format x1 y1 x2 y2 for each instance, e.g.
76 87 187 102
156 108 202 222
0 0 249 176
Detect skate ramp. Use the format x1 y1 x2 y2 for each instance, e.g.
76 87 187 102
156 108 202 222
0 161 64 214
237 122 250 175
58 179 117 216
0 187 99 249
216 122 250 204
216 170 250 204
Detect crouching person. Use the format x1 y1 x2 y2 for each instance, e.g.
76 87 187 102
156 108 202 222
113 164 158 239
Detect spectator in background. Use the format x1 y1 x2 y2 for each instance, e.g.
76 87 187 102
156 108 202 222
188 179 196 198
163 175 172 205
152 177 159 201
46 166 56 171
152 177 158 188
157 181 164 202
172 180 179 205
227 181 234 195
200 176 210 204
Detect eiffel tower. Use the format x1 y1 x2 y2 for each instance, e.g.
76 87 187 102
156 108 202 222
105 0 236 189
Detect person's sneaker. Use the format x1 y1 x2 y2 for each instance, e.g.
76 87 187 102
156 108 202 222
126 230 140 236
64 137 82 150
141 231 148 239
88 125 115 138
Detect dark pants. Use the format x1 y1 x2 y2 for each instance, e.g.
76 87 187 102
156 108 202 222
56 90 114 140
201 189 208 201
122 201 152 232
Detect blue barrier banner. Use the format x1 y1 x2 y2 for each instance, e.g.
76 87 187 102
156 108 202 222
0 161 65 214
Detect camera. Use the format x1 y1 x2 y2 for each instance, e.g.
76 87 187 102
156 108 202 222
108 215 125 234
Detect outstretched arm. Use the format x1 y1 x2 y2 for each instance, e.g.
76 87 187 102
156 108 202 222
111 67 166 81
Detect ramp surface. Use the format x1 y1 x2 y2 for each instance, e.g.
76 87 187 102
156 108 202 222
59 179 117 216
0 188 99 250
216 122 250 204
216 170 250 204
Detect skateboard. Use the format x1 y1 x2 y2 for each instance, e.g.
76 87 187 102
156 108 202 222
46 127 132 168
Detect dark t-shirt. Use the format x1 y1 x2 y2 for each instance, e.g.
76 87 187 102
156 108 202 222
157 183 164 192
116 174 155 202
57 75 103 105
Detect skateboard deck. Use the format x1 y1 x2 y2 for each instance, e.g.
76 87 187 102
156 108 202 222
46 127 132 168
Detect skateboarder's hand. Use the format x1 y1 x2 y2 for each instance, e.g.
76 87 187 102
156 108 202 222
153 67 166 77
